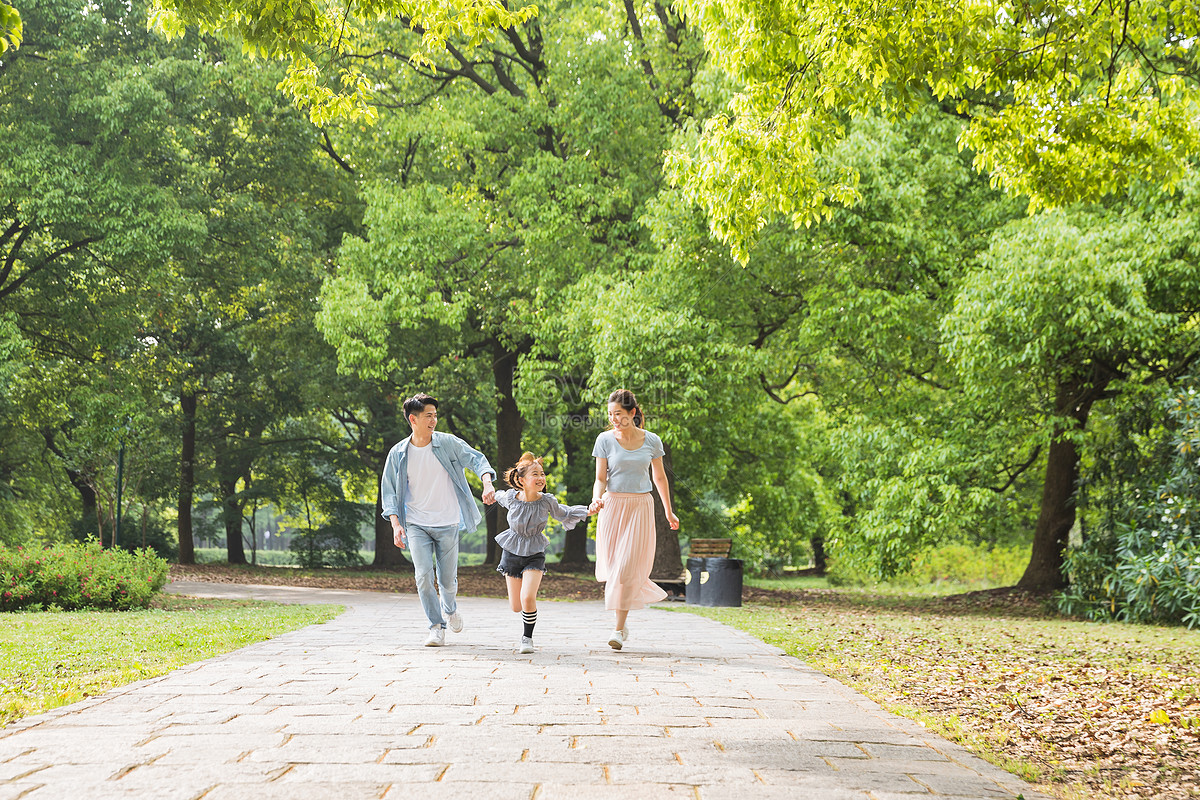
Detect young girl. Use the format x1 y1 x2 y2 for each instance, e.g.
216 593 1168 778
496 452 597 653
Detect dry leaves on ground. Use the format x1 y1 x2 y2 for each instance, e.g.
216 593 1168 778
747 589 1200 800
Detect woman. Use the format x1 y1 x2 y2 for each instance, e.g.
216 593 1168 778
589 388 679 650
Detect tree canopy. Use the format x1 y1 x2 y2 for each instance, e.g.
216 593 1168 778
148 0 538 124
670 0 1200 259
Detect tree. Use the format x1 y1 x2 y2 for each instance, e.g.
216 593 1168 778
1 0 209 542
670 0 1200 259
943 192 1200 589
1 0 363 560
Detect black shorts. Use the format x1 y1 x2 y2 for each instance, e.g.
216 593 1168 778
497 550 547 578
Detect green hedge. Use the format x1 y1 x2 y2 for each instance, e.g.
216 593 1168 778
0 541 169 611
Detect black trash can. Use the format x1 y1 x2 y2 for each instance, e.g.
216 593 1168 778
699 557 743 608
685 557 706 605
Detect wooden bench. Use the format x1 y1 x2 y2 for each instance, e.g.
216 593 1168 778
688 538 732 558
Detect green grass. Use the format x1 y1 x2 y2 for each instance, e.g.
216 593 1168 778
0 595 342 726
743 574 831 592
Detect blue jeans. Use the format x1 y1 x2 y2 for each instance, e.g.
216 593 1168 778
407 523 459 629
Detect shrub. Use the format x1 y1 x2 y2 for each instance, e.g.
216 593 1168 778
288 501 367 569
0 541 169 611
827 541 1028 588
1060 381 1200 628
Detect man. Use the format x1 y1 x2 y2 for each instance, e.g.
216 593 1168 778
381 393 496 646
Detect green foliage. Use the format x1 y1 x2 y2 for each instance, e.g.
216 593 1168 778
194 547 298 565
69 513 179 561
0 541 169 611
289 501 368 569
1059 380 1200 628
671 0 1200 259
148 0 538 125
0 2 18 53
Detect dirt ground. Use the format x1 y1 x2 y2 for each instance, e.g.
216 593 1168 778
167 562 1049 614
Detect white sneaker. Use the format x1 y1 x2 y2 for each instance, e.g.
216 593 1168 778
607 629 626 651
518 636 535 654
447 611 463 633
424 627 445 647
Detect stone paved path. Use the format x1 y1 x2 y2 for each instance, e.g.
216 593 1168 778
0 582 1049 800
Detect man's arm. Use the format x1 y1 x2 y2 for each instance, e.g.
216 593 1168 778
453 436 497 504
380 448 406 543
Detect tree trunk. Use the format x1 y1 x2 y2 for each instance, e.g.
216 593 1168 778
365 393 411 569
214 442 248 565
177 391 197 565
220 474 246 565
65 466 97 534
810 534 827 575
558 416 592 567
372 483 412 569
487 339 524 565
560 517 591 567
650 442 683 582
1017 378 1099 591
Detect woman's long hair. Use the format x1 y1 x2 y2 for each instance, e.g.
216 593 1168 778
608 388 643 428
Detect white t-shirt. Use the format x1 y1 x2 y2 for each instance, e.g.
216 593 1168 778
405 441 460 527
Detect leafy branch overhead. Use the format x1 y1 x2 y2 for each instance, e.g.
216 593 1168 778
668 0 1200 260
0 3 19 53
148 0 538 125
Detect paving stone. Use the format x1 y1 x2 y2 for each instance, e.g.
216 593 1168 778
606 762 760 784
277 762 446 783
698 785 872 800
205 781 391 800
538 784 698 800
862 742 957 761
909 771 1023 796
439 760 604 783
382 781 535 800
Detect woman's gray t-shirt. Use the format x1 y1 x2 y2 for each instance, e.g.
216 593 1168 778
495 489 589 556
591 429 665 494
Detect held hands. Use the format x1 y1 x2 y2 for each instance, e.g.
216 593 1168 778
587 497 605 515
481 478 496 505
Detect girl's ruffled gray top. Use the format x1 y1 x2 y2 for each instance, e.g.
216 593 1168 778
495 489 589 556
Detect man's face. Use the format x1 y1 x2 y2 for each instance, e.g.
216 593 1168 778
409 405 438 435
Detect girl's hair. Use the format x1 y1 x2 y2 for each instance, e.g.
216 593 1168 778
505 452 543 490
608 388 643 428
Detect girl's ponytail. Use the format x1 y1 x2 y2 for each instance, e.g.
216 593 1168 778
505 451 540 489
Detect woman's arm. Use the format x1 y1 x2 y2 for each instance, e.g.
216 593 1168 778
590 457 608 513
650 456 679 529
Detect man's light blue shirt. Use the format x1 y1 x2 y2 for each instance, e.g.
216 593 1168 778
380 432 496 533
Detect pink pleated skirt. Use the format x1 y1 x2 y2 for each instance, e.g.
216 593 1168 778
594 492 668 611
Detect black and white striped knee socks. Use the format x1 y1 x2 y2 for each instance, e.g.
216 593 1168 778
522 610 537 638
